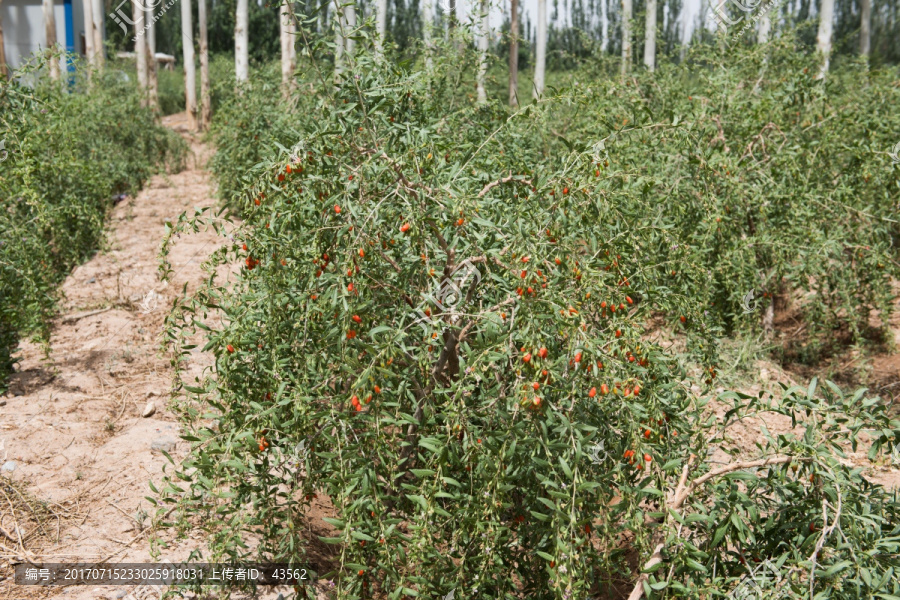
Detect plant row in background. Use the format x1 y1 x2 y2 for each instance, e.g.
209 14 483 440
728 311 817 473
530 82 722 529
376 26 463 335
0 62 187 391
158 35 900 599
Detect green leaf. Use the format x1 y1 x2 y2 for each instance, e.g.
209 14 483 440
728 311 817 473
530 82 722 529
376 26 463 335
322 517 346 529
406 494 428 510
685 558 707 573
537 497 558 511
822 561 852 577
559 456 573 478
317 536 343 544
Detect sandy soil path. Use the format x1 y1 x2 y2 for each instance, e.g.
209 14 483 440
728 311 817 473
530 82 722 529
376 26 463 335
0 114 288 600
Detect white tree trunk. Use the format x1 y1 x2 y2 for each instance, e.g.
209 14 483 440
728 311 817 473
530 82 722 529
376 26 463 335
83 0 95 66
235 0 249 83
91 0 104 66
334 1 344 78
0 0 6 78
815 0 834 79
198 0 211 129
859 0 871 56
43 0 60 80
621 0 632 76
375 0 386 56
475 0 488 102
133 0 148 94
533 0 546 98
182 0 197 128
345 0 356 55
281 0 296 96
146 2 159 109
508 0 518 106
423 0 433 69
758 9 771 43
643 0 655 70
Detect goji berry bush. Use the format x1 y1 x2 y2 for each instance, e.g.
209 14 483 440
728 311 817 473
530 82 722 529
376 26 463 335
542 37 900 362
0 62 186 390
159 44 900 599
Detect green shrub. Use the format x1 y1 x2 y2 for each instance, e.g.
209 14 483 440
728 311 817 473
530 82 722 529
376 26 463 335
160 48 900 599
542 37 900 358
207 60 306 211
0 60 187 389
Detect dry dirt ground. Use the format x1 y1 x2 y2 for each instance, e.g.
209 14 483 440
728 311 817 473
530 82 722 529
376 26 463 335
1 113 899 600
0 114 331 600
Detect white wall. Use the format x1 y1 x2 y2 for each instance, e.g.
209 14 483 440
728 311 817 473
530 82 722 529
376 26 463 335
2 0 78 70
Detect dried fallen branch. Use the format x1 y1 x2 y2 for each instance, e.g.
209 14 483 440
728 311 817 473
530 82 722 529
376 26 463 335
61 307 112 323
627 455 812 600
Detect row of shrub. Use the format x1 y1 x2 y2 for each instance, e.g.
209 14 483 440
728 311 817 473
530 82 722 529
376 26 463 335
207 35 900 362
0 61 187 390
159 32 900 599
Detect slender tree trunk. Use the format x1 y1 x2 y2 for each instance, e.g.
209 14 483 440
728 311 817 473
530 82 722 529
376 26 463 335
475 0 488 102
753 8 771 94
334 0 344 78
423 0 433 69
91 0 104 66
643 0 655 70
43 0 60 80
533 0 546 98
508 0 519 106
859 0 871 56
132 0 148 96
758 9 771 43
146 2 159 110
198 0 211 130
0 0 6 79
281 0 296 96
83 0 96 66
235 0 249 83
448 0 456 44
375 0 386 56
182 0 197 128
815 0 834 79
345 0 355 55
621 0 632 76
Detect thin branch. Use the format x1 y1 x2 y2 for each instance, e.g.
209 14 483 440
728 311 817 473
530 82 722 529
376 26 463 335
808 465 842 598
478 175 534 198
